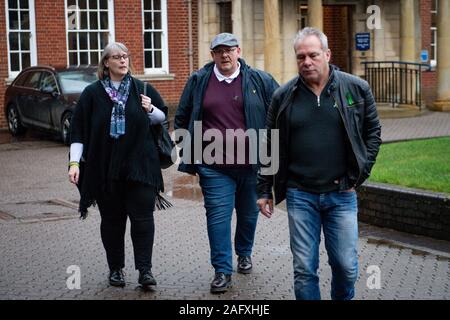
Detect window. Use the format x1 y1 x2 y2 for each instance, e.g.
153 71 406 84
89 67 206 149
40 72 59 93
430 0 437 68
58 70 97 93
66 0 115 66
22 71 41 89
6 0 37 77
142 0 169 74
13 72 29 86
298 4 308 30
217 1 232 33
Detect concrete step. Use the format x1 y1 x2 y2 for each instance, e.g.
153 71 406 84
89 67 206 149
377 103 423 119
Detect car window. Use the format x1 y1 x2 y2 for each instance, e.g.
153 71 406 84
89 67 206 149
14 72 30 86
58 71 97 94
40 72 58 93
21 71 42 89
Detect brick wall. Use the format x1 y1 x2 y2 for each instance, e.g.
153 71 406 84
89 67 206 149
114 0 198 117
0 0 198 130
420 0 437 107
150 0 199 116
0 6 8 129
114 0 145 72
35 1 67 67
358 182 450 241
323 5 351 73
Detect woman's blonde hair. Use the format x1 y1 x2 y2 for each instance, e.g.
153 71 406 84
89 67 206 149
97 42 134 80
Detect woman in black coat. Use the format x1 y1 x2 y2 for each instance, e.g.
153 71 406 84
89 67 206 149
68 42 167 288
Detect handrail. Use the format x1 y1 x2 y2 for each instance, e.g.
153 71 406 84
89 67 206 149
361 61 431 109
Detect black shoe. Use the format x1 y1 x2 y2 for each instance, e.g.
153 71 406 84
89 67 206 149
237 256 252 274
109 269 125 287
210 272 231 293
138 270 157 286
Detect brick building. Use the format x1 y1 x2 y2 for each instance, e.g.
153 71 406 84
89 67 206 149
1 0 449 131
0 0 198 129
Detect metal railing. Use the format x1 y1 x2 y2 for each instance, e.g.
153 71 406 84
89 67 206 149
361 61 430 109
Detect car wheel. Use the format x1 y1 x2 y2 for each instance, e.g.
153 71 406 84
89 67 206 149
61 112 72 145
7 104 26 136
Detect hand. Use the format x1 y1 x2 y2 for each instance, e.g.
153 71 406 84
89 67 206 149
257 198 274 218
140 94 154 113
68 166 80 185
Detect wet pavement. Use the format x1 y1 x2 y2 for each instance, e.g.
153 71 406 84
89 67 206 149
0 110 449 300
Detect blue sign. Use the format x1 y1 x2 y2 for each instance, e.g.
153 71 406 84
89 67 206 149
355 33 370 51
420 49 429 63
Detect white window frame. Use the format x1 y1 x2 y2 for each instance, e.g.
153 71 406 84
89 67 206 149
430 0 437 68
297 4 308 30
5 0 38 78
142 0 169 75
64 0 115 67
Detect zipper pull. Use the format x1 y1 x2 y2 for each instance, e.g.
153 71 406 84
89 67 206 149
317 95 320 107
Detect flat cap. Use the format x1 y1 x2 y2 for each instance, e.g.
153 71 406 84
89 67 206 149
210 33 239 49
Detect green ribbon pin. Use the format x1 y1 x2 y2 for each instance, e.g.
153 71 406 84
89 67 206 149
345 92 354 106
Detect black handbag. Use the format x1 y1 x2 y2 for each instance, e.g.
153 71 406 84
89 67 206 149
144 83 175 169
152 120 175 169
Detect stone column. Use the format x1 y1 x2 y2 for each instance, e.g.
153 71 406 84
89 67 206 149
400 0 416 62
433 0 450 111
307 0 323 31
264 0 282 82
399 0 417 108
232 0 243 50
241 0 255 67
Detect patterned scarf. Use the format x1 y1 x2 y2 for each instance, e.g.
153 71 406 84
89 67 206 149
101 73 132 139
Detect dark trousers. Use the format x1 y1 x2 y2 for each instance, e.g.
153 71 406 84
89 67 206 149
96 181 156 271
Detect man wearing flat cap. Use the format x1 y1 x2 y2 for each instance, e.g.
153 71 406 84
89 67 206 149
175 33 279 293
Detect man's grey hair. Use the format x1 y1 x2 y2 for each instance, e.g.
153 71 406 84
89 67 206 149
293 27 328 51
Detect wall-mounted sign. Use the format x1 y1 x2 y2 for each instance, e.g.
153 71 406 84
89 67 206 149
355 33 370 51
420 50 429 63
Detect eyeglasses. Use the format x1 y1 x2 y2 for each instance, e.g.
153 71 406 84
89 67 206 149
212 47 237 56
109 54 130 60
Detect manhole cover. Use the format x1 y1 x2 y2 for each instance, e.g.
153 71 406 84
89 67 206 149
0 198 81 223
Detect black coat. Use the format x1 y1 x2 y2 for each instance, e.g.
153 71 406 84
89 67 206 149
257 67 382 204
70 77 168 214
174 58 279 174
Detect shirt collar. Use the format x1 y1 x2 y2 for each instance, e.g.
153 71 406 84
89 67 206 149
213 62 241 83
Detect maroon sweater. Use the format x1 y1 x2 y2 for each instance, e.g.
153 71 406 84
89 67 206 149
202 73 250 167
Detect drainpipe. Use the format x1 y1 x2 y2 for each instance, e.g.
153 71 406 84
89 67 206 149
187 0 194 73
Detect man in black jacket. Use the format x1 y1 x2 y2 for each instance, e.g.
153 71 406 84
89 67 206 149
175 33 278 293
257 27 381 300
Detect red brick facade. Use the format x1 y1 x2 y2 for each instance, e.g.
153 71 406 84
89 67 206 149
0 0 197 129
420 0 437 107
0 6 8 129
323 5 351 73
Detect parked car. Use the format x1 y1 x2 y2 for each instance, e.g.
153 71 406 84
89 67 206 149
4 65 97 145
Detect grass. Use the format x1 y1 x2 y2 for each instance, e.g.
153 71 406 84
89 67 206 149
368 137 450 194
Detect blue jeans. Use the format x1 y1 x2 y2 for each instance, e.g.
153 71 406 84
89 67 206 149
196 165 259 275
286 188 358 300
